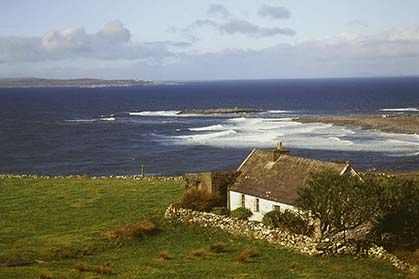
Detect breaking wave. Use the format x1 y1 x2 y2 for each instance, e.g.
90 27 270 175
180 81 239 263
152 116 419 157
189 124 224 131
129 111 181 117
380 107 419 112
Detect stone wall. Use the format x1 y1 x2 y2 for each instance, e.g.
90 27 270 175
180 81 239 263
164 205 417 272
0 174 184 181
165 205 320 256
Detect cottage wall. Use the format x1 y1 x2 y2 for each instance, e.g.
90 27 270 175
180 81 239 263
229 190 296 221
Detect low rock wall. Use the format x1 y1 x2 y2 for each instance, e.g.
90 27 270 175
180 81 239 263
0 174 184 181
164 205 417 272
165 205 320 255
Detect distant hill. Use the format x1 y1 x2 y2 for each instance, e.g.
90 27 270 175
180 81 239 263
0 78 158 88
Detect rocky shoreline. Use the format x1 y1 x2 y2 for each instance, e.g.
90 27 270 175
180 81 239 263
297 114 419 135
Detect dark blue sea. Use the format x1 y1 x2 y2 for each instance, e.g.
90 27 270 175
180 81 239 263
1 77 418 176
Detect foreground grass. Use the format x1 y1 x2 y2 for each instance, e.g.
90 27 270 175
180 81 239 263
0 178 412 278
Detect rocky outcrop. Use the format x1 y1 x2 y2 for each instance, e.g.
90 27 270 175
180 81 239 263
164 205 417 272
177 108 264 115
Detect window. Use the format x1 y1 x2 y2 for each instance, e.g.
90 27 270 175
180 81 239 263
255 198 260 212
241 194 245 207
273 205 281 211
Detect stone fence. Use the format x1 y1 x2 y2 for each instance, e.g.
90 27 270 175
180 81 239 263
164 205 417 272
0 174 184 181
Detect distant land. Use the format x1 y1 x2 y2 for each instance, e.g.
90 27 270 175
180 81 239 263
0 78 158 88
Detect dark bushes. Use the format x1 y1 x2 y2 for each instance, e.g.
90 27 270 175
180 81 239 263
262 209 313 235
177 189 221 212
230 207 253 220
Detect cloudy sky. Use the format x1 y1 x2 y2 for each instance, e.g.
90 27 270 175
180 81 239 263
1 0 419 80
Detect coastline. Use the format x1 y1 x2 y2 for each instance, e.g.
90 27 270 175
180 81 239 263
297 115 419 135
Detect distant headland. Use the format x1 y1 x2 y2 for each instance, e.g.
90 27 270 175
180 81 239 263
0 78 158 88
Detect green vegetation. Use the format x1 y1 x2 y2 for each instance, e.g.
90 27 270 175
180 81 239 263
0 177 413 278
296 170 419 248
230 207 253 220
262 210 313 236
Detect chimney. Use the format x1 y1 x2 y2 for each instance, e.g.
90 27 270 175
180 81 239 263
269 141 290 161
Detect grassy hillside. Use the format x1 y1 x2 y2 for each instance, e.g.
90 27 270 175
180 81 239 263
0 178 413 278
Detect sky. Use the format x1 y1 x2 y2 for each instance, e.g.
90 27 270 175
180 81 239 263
1 0 419 80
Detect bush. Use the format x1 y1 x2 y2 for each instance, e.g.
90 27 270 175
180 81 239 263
230 207 252 220
281 210 313 235
210 242 226 253
236 246 258 263
262 209 312 235
262 210 283 228
105 219 159 240
178 189 221 212
211 207 229 216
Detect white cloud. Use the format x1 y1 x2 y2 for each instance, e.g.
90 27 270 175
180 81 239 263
0 20 190 63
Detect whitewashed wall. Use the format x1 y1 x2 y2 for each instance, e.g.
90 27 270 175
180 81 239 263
229 191 296 221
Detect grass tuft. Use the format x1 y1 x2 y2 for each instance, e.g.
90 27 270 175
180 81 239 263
39 271 53 279
104 219 159 240
72 262 88 272
236 246 258 263
95 263 113 275
210 242 226 253
187 249 208 259
158 250 173 260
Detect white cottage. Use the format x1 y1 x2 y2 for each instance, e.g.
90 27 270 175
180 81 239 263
229 143 358 221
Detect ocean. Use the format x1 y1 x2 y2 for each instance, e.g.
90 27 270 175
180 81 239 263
1 77 418 176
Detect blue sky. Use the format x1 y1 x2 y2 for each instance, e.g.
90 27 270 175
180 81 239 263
1 0 419 80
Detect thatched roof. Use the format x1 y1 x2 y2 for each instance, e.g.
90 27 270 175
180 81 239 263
230 149 351 205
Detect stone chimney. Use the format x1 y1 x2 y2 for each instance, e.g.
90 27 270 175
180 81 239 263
269 141 290 161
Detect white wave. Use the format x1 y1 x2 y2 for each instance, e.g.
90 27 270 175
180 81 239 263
175 130 237 141
189 124 224 131
380 107 418 112
65 119 96 123
155 116 419 156
129 111 180 117
266 110 294 114
100 117 115 121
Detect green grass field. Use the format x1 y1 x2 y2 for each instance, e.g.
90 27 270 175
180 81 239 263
0 178 413 278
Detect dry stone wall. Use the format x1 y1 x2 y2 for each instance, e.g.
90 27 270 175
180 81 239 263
0 174 183 181
164 205 417 272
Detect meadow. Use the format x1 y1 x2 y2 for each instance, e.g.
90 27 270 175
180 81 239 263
0 177 413 278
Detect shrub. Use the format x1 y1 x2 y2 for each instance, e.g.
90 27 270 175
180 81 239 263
159 250 173 260
211 207 229 216
210 242 226 253
105 219 159 240
262 210 283 228
95 263 113 275
187 249 208 259
178 189 221 212
236 246 258 263
281 210 313 235
72 262 88 272
230 207 252 220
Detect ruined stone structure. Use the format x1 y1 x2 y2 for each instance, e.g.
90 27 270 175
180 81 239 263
184 171 239 206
